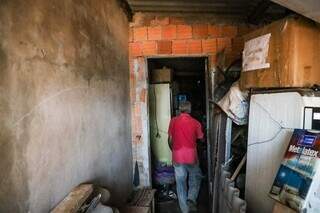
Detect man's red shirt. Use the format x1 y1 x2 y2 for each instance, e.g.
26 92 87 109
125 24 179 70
168 113 204 164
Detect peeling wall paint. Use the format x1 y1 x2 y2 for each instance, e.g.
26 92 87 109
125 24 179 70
131 58 151 186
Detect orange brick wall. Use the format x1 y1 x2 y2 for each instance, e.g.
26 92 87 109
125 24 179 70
129 15 252 186
129 16 252 65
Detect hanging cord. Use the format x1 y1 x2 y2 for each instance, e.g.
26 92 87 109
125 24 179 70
152 86 161 138
223 155 234 167
247 99 294 147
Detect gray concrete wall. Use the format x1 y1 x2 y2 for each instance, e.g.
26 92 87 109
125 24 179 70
0 0 132 212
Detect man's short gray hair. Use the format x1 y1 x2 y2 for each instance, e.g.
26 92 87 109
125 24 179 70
179 101 191 113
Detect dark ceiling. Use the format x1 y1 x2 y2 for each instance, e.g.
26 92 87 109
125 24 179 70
148 57 206 78
127 0 291 24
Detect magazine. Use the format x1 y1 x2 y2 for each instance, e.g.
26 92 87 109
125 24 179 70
269 129 320 212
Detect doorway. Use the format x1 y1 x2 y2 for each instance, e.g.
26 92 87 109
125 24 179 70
147 57 210 213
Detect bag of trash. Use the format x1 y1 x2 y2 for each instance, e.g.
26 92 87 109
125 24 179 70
153 162 175 185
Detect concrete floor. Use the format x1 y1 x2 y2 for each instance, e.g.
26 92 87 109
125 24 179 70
156 182 209 213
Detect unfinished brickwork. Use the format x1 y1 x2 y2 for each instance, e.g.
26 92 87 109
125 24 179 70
129 13 252 186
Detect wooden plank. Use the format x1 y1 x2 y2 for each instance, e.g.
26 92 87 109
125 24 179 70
50 184 93 213
129 188 156 207
231 153 246 182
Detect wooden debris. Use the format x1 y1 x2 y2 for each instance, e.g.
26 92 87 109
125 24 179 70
231 153 247 181
50 184 93 213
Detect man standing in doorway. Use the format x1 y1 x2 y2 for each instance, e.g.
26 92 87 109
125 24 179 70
168 101 204 213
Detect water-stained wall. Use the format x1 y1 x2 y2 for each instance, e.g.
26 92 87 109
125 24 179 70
0 0 132 212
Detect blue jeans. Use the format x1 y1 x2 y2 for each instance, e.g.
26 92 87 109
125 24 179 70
174 163 203 213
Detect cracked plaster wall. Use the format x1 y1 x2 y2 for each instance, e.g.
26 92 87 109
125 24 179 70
0 0 132 212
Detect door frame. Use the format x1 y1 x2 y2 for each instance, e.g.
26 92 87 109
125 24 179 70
144 55 213 204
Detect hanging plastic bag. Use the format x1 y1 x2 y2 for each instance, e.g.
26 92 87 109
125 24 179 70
217 82 248 125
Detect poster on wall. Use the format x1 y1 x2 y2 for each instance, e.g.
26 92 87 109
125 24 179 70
269 129 320 213
242 33 271 72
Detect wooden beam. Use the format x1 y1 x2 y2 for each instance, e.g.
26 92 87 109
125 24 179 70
271 0 320 23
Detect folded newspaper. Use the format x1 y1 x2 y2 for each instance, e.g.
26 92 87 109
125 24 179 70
270 129 320 212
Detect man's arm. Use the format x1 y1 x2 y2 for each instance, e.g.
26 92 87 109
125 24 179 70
196 121 205 142
168 135 173 150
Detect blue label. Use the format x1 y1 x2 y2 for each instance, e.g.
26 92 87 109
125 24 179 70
298 135 317 147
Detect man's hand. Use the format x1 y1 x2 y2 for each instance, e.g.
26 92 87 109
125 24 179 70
198 137 205 143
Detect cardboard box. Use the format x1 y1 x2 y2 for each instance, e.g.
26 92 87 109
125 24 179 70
240 16 320 89
150 67 172 83
123 188 156 213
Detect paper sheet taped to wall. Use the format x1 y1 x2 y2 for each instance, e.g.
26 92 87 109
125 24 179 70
242 33 271 72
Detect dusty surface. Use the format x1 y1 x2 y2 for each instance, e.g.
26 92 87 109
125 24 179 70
0 0 132 212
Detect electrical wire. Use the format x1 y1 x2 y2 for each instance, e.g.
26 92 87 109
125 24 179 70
152 86 161 138
247 99 294 147
223 155 234 166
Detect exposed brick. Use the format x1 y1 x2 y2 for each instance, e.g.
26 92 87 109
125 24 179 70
129 63 136 102
138 64 146 81
192 24 208 39
157 40 172 54
131 13 154 27
188 39 202 54
172 40 187 54
202 39 217 54
129 59 134 75
142 41 157 55
130 86 136 103
177 25 192 39
140 88 147 103
129 27 133 42
209 55 217 67
148 26 161 40
151 16 170 26
221 25 238 37
129 42 142 57
217 38 232 53
134 27 148 41
134 103 141 117
208 25 222 38
170 17 185 25
162 25 177 40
